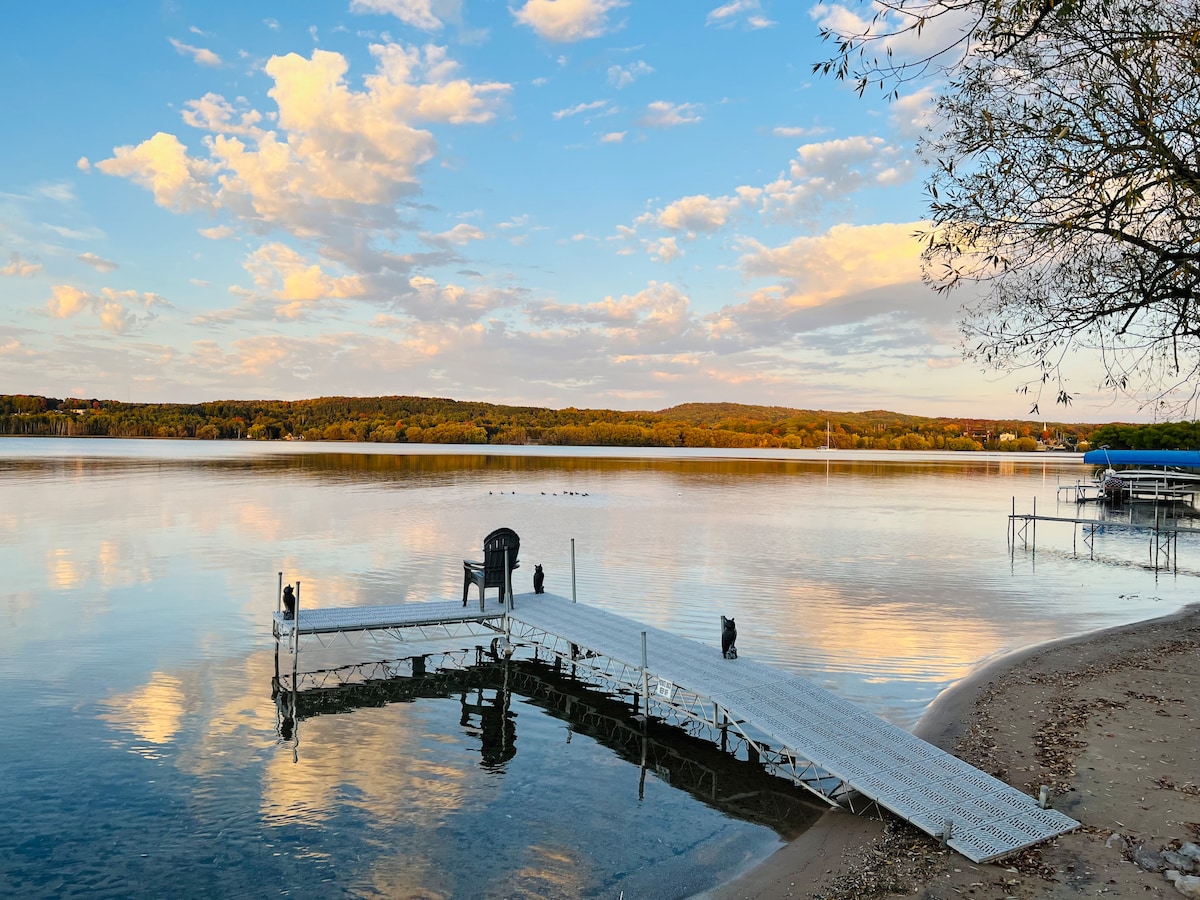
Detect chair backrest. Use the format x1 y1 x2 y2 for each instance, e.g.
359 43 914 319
480 527 520 587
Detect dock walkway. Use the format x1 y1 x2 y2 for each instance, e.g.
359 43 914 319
273 592 1077 863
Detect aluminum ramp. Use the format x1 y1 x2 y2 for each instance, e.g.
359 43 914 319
503 593 1078 863
272 591 1078 862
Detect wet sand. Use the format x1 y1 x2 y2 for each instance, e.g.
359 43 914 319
703 604 1200 899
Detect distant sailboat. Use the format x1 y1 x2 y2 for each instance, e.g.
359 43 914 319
817 420 836 451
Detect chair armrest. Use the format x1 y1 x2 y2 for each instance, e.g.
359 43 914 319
463 559 484 569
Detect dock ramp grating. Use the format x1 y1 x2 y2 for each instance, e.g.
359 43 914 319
273 591 1078 862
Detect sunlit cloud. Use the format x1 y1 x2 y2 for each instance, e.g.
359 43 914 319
637 192 752 236
636 100 702 127
243 242 366 317
2 253 42 278
169 37 222 67
99 45 511 237
599 130 625 143
46 284 170 334
512 0 627 43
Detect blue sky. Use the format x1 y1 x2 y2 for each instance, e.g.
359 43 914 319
0 0 1144 420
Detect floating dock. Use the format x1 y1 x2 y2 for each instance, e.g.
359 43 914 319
272 591 1078 864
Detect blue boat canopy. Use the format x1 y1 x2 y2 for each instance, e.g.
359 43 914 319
1083 449 1200 468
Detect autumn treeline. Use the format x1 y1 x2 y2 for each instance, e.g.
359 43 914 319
0 394 1105 451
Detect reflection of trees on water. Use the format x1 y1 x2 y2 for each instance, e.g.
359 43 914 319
275 655 823 839
2 450 1090 494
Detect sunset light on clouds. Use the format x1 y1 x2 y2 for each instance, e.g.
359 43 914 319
0 1 1140 419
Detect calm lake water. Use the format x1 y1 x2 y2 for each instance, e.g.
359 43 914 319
2 438 1198 898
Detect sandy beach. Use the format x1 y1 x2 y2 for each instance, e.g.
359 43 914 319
704 603 1200 899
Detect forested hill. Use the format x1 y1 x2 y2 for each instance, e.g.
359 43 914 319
0 392 1112 451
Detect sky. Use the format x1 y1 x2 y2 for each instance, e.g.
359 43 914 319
0 0 1154 421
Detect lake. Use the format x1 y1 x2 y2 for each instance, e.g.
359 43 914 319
2 439 1197 898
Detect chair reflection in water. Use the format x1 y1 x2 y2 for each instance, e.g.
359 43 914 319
460 684 516 768
462 527 520 608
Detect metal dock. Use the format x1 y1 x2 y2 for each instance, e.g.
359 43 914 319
273 591 1078 863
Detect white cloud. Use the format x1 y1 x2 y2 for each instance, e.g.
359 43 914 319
37 182 76 203
402 275 510 324
759 135 911 222
637 101 702 127
2 253 42 278
607 59 652 88
600 130 625 143
78 252 118 272
199 225 237 240
772 125 829 138
706 0 774 28
169 38 222 67
76 157 91 172
180 94 262 136
512 0 627 43
890 86 938 139
533 281 702 346
350 0 463 31
645 236 681 262
421 223 486 246
810 2 969 69
553 99 607 120
263 18 281 31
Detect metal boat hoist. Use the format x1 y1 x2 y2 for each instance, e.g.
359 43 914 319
272 590 1077 864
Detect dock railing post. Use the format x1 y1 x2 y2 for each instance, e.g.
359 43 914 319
639 631 648 719
292 581 300 690
274 571 283 676
505 548 512 611
571 538 577 603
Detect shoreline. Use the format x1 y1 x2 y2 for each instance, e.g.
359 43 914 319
704 603 1200 899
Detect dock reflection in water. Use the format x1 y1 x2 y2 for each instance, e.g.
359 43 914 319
274 650 824 842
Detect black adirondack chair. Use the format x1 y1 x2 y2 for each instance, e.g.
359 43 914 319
462 527 521 608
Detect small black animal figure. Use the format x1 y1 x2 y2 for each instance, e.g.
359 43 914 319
721 615 737 659
533 564 545 594
282 584 296 619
